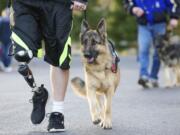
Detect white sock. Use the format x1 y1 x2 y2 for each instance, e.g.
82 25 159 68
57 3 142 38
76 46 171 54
52 101 64 114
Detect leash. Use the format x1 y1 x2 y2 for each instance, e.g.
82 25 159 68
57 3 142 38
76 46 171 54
7 0 11 8
84 9 87 20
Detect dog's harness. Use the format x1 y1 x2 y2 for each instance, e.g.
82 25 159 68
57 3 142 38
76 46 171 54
108 40 120 73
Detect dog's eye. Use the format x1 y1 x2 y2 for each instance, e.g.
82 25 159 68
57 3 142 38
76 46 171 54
96 40 101 44
92 40 96 45
92 39 100 46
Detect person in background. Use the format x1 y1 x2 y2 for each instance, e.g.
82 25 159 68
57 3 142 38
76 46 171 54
0 8 12 72
124 0 179 88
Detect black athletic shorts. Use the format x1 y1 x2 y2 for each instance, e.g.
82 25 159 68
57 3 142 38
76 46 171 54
11 0 73 69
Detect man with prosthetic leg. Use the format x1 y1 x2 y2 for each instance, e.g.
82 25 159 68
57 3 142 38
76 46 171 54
10 0 87 132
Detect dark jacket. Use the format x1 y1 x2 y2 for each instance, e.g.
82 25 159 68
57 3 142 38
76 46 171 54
10 0 88 7
57 0 88 3
124 0 179 25
175 0 180 15
79 0 88 2
53 0 88 5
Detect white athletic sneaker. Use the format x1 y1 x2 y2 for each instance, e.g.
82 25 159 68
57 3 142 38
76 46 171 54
150 79 159 88
138 75 150 89
3 66 13 73
0 61 5 71
0 61 13 73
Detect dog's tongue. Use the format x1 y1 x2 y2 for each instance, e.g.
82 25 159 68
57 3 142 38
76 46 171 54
88 57 94 63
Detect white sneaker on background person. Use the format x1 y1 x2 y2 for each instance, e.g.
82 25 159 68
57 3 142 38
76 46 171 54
150 79 159 88
0 61 12 73
3 66 13 73
0 61 5 71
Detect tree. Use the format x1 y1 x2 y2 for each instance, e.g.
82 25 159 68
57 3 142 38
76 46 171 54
0 0 6 13
72 0 137 49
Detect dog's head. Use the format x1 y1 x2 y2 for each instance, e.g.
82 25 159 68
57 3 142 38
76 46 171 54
154 34 169 50
80 18 107 64
154 34 180 66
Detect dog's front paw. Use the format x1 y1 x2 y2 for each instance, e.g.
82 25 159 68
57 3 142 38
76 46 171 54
93 119 101 125
164 84 173 88
99 119 112 130
173 82 180 87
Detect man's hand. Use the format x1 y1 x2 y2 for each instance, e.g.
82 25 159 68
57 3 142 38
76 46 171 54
132 7 144 17
169 19 179 29
71 1 87 11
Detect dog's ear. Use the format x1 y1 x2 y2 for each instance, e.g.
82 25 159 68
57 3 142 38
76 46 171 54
163 33 170 41
97 18 107 43
97 18 107 35
81 19 89 34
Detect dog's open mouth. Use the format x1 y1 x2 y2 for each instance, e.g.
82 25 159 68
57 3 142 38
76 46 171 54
87 57 95 64
83 51 98 64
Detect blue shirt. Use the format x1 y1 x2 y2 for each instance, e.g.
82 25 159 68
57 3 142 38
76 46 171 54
134 0 174 23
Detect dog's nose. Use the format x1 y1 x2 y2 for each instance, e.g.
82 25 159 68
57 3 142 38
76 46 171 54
84 51 91 58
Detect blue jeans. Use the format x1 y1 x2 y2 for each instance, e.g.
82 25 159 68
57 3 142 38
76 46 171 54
138 23 166 80
0 42 12 67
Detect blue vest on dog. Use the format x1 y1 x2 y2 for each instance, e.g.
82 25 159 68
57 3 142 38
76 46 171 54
134 0 173 24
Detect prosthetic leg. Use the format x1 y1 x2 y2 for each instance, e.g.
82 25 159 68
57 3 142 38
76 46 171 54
14 49 48 124
14 50 38 90
18 64 36 88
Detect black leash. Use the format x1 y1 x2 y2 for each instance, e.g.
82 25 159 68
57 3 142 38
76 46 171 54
84 9 87 20
7 0 11 8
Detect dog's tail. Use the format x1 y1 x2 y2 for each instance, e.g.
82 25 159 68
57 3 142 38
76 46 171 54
71 77 86 98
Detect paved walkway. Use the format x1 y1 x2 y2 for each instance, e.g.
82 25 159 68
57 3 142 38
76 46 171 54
0 56 180 135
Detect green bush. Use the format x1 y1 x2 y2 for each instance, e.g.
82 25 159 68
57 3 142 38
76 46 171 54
0 0 6 13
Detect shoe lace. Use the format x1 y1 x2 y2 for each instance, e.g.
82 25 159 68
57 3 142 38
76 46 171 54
29 89 42 104
32 87 41 93
46 112 64 123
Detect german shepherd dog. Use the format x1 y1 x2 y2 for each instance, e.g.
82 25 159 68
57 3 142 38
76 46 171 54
154 34 180 87
71 19 120 129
